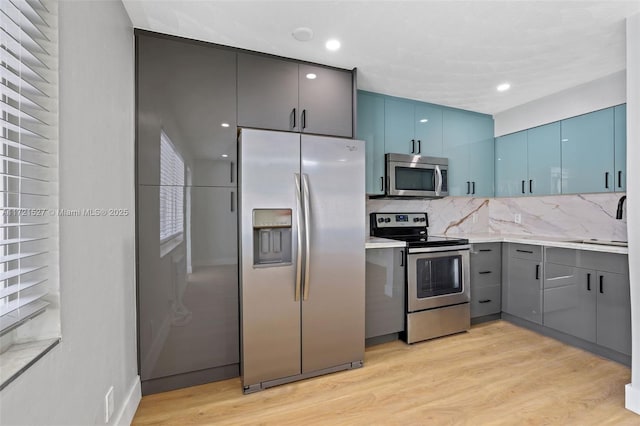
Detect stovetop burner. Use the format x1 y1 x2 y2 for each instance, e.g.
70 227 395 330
370 212 468 248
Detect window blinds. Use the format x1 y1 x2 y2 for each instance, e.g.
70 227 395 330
159 131 184 243
0 0 57 336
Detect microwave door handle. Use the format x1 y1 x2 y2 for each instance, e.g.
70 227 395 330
435 166 443 195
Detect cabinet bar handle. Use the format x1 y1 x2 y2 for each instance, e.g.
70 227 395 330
478 299 492 304
301 109 306 129
417 140 422 154
618 171 622 188
521 180 525 194
605 172 609 189
516 249 533 254
411 139 416 154
400 250 404 267
535 264 540 280
380 176 384 191
230 191 235 212
292 108 296 129
587 273 591 291
599 275 604 294
230 162 234 184
529 179 533 193
472 181 476 195
466 181 471 195
479 249 492 252
479 271 492 275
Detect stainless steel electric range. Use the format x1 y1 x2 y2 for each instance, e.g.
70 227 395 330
370 212 471 344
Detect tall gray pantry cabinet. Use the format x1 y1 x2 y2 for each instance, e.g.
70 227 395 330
136 33 239 394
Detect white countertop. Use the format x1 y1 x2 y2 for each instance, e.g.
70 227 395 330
366 233 628 254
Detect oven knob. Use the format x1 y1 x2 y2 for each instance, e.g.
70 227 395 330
384 218 391 223
413 218 420 222
377 218 384 223
420 218 426 222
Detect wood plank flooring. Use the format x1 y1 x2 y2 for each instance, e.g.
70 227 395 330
132 320 638 425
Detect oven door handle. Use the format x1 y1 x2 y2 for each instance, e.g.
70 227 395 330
435 165 443 196
408 245 471 254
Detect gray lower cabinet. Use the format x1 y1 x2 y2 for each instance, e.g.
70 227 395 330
470 243 501 318
365 247 405 339
502 243 543 324
237 52 353 137
544 247 630 355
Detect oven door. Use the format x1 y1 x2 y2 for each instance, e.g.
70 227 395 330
407 247 470 312
387 160 448 197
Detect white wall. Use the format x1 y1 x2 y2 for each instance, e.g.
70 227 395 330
0 1 139 425
494 71 626 136
625 12 640 415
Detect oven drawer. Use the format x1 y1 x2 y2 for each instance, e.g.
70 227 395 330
406 303 470 344
471 284 501 318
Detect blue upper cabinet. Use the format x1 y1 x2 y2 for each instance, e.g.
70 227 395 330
495 131 527 197
561 108 615 194
357 91 385 195
614 104 626 192
384 98 416 155
414 103 443 156
443 109 495 197
527 122 561 196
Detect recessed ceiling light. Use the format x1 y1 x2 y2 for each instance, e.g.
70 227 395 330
292 27 313 42
306 73 317 80
497 83 511 92
221 123 230 128
325 39 341 51
221 154 229 158
419 119 428 123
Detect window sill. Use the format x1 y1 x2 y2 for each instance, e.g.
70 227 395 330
0 338 60 390
160 235 184 258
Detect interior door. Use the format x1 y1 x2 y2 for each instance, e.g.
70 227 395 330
300 135 365 373
239 129 302 386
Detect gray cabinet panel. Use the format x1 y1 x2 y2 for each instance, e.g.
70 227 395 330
508 243 542 261
237 53 299 132
546 247 628 273
299 64 353 137
505 257 542 324
543 264 596 342
471 284 501 318
470 243 501 288
136 35 237 186
596 271 631 355
365 248 405 338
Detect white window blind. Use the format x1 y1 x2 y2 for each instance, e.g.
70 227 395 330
160 131 184 243
0 0 58 388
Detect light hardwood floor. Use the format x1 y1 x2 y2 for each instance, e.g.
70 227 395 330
133 320 638 425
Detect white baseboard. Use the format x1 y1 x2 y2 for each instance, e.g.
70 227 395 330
626 383 640 415
115 375 142 425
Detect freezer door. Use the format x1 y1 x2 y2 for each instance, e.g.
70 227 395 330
300 135 366 373
239 129 302 386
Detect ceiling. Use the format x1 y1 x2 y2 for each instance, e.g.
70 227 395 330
122 1 640 115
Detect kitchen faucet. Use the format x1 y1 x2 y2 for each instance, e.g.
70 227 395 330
616 195 627 220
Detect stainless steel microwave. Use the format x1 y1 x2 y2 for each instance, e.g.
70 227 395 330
385 153 448 198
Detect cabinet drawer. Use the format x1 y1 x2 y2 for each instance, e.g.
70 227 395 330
471 267 501 288
508 243 542 261
546 247 628 274
471 284 501 318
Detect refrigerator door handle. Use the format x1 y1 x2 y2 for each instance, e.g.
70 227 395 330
294 173 303 302
302 173 311 301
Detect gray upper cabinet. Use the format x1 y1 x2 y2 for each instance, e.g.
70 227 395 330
237 54 299 133
237 53 353 137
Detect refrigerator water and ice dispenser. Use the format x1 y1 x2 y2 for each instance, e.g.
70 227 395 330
252 209 292 266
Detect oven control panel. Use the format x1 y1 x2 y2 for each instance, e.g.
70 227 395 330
371 212 428 228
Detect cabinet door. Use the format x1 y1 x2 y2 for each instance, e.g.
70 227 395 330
237 53 299 132
365 248 405 338
357 92 385 194
384 98 416 154
614 104 626 192
596 271 631 355
504 257 542 324
527 122 561 196
561 108 614 194
413 103 443 156
543 264 596 342
468 138 494 197
495 131 527 197
299 64 352 137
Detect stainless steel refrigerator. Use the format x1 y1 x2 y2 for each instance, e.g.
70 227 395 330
239 128 365 393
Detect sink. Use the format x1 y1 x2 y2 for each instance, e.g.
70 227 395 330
565 239 628 247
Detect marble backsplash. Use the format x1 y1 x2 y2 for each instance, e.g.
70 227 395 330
367 193 628 241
